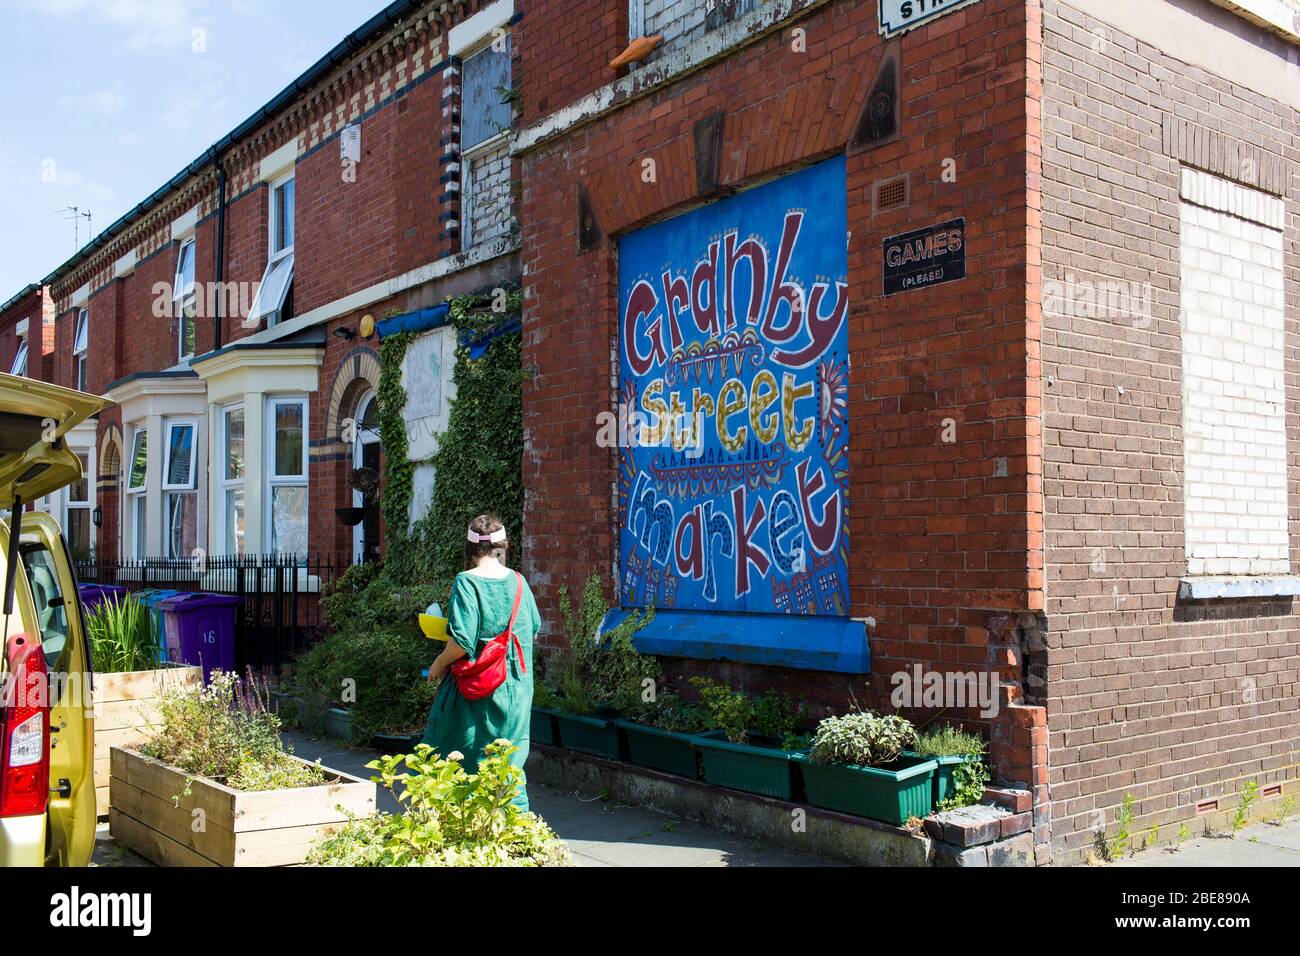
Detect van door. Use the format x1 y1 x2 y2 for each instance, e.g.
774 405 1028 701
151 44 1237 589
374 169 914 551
19 514 95 867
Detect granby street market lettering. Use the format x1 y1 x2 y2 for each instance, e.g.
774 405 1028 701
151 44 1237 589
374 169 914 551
618 157 850 617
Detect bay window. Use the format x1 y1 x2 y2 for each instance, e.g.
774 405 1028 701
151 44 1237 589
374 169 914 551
265 396 307 558
222 405 246 555
127 427 148 559
162 420 198 560
64 451 93 559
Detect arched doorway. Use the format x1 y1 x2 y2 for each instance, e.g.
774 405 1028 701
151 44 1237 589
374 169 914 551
352 390 381 564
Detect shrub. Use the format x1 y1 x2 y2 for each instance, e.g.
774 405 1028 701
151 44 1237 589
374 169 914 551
541 572 658 713
808 711 917 767
307 740 571 867
690 677 753 743
913 724 987 758
142 670 326 791
284 626 439 736
626 689 708 734
320 562 449 638
86 594 156 673
286 563 447 735
689 677 807 747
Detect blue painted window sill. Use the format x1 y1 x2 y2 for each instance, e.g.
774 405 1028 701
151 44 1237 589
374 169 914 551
603 608 871 674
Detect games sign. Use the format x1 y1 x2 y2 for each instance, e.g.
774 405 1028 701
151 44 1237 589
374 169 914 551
618 157 850 617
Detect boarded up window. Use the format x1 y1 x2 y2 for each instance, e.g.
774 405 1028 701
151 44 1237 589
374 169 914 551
462 35 512 151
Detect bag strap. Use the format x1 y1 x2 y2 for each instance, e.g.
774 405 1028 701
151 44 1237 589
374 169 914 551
505 572 526 675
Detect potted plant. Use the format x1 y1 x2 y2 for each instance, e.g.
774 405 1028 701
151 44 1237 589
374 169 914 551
546 668 624 759
530 681 562 747
614 690 709 779
689 678 808 800
538 572 657 760
109 671 375 867
792 711 937 825
86 593 203 817
911 724 990 810
349 466 380 503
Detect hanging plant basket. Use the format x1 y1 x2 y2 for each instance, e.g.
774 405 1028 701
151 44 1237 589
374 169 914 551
335 507 366 526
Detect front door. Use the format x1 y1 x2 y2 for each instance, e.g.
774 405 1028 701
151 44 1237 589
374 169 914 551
352 392 381 564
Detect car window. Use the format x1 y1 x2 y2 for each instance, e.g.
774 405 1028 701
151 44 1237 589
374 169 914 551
21 543 70 668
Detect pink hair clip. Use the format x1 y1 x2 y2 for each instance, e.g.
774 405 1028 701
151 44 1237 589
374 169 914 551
466 525 507 544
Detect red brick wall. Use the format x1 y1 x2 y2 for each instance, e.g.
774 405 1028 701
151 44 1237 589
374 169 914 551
518 0 626 125
1039 0 1300 863
519 0 1047 839
0 288 52 382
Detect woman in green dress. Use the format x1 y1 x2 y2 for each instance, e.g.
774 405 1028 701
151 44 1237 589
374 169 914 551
423 513 540 810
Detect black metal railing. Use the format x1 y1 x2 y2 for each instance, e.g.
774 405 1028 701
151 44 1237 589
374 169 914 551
74 552 352 671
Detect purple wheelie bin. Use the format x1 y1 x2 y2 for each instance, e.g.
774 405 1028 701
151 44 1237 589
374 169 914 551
160 592 241 682
77 584 129 615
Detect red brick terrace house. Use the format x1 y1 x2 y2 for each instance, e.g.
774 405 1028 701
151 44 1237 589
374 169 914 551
0 0 521 567
514 0 1300 863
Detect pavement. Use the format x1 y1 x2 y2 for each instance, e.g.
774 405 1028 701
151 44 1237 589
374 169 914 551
285 731 837 867
89 730 1300 867
1111 814 1300 867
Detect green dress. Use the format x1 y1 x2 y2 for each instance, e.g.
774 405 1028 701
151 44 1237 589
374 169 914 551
422 569 540 811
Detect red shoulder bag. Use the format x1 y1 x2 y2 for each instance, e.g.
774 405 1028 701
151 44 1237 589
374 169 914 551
450 572 526 700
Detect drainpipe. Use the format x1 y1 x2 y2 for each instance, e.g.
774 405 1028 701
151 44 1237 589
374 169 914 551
212 150 228 352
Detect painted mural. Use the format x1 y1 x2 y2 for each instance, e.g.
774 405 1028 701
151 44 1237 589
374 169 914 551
618 156 850 617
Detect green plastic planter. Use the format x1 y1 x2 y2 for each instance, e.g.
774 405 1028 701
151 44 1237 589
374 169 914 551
904 751 977 806
793 753 937 825
371 732 418 753
693 730 798 799
531 707 560 747
614 720 701 779
552 711 623 759
324 707 354 742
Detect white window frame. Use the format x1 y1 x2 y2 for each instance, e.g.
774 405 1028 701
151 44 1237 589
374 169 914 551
174 236 197 362
161 419 197 492
264 395 309 556
126 424 148 559
628 0 644 39
63 448 94 557
9 336 27 376
459 32 512 249
73 307 89 391
126 426 148 493
221 404 246 556
249 172 296 327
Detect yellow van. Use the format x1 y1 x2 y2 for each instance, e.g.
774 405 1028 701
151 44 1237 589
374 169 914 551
0 372 109 866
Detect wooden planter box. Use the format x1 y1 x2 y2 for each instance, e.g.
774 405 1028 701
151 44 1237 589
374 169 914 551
92 667 204 818
108 746 376 867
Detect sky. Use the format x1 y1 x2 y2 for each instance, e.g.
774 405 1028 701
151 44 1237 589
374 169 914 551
0 0 394 298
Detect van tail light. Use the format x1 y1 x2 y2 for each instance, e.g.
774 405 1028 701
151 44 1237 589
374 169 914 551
0 633 50 818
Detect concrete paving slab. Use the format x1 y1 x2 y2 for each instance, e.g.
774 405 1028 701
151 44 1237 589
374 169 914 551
1113 817 1300 867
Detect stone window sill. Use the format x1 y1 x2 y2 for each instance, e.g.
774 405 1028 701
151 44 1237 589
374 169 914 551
1177 576 1300 600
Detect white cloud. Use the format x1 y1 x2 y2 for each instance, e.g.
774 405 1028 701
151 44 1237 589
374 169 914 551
12 0 208 51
